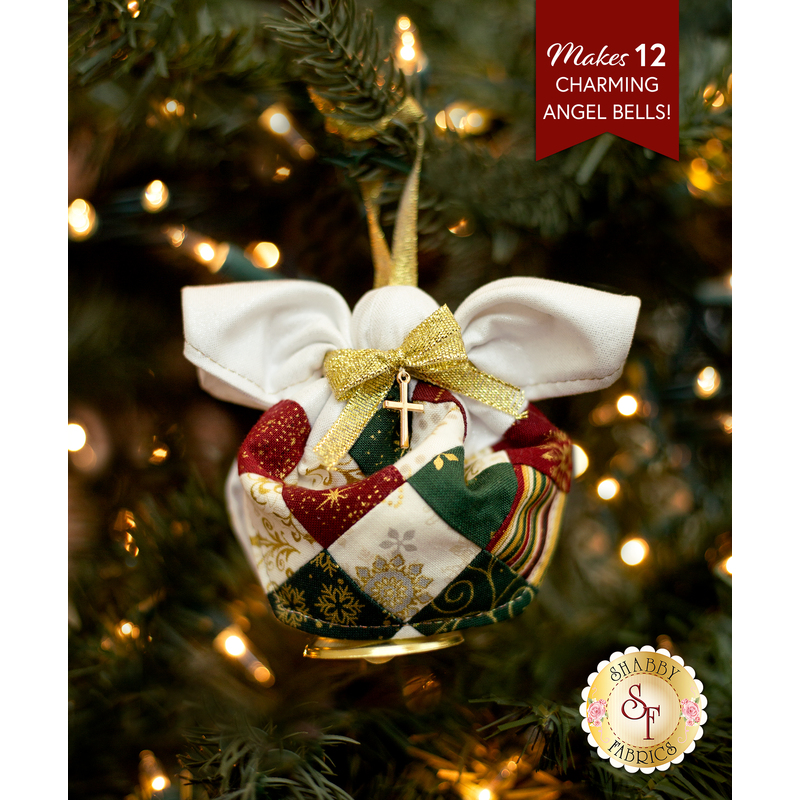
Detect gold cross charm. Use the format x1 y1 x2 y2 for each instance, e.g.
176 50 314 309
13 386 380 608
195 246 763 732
383 368 424 449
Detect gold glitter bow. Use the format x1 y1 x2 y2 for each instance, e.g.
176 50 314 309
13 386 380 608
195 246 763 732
314 305 526 470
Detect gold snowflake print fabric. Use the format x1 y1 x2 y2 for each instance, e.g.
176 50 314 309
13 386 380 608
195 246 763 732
355 553 434 621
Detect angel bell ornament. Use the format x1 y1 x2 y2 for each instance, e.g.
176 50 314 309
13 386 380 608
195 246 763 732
181 132 640 660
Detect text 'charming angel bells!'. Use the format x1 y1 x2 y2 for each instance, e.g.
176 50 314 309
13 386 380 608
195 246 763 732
181 136 640 661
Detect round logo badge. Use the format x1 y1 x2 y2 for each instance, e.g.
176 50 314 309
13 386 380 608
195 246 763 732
580 645 707 773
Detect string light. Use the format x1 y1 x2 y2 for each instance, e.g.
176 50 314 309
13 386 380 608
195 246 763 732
478 790 494 800
597 477 619 500
259 104 316 159
214 626 275 686
161 98 185 117
142 180 169 212
435 104 490 135
694 366 721 398
620 537 649 565
724 556 732 575
127 1 140 18
68 199 97 240
149 443 169 464
268 112 291 134
616 394 638 416
117 620 140 639
273 165 292 182
246 241 281 269
138 751 169 796
448 218 474 237
68 422 87 452
572 444 589 478
394 15 426 74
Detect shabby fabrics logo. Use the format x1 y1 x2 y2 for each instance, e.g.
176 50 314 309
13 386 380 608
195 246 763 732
580 646 707 773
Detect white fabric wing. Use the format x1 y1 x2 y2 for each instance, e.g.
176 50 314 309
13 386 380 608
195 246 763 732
182 277 639 453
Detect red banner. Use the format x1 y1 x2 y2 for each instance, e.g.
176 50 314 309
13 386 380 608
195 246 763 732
536 0 679 160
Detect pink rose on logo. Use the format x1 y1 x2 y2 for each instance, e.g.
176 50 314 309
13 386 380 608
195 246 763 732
681 699 701 727
588 699 607 726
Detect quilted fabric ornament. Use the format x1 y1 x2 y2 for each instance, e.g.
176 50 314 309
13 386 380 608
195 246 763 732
181 131 640 657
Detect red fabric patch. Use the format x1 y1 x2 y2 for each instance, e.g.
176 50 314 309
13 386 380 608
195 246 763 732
411 381 468 434
284 466 405 549
487 465 527 552
238 400 310 480
493 404 573 492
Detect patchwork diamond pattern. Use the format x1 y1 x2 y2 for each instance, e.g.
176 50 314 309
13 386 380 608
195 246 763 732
239 473 322 591
410 549 530 623
492 405 573 492
283 467 404 549
408 446 518 548
329 482 481 621
238 394 570 640
486 465 565 581
267 549 403 640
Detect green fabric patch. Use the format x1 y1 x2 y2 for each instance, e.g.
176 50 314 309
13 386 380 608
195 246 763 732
349 384 410 476
411 584 536 636
408 447 518 548
410 549 530 625
267 550 403 640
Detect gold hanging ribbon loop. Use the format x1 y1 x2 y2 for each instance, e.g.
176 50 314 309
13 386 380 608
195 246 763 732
314 305 526 470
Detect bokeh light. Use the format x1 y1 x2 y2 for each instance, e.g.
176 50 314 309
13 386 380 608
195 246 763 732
151 776 167 791
224 634 246 656
68 199 97 240
572 444 589 477
142 180 169 212
249 241 281 269
694 366 721 398
268 112 291 134
724 556 732 575
397 16 411 30
597 477 619 500
195 242 216 263
68 422 87 452
620 538 649 565
616 394 638 416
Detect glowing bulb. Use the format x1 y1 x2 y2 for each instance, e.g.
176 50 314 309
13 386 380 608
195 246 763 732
149 447 169 464
572 444 589 478
224 634 246 656
142 179 169 212
68 422 87 452
616 394 638 416
397 16 411 30
68 198 97 240
620 538 648 565
273 166 291 182
399 44 416 61
691 158 708 173
447 218 474 237
165 100 177 113
597 477 619 500
435 110 448 129
728 273 733 288
250 241 281 269
465 111 485 131
127 1 140 17
151 776 167 791
401 31 415 46
195 242 216 263
720 414 732 434
448 106 467 129
694 366 721 398
167 225 185 247
724 556 732 575
478 790 494 800
253 665 273 684
268 112 291 134
120 622 133 635
297 142 316 160
703 83 716 100
711 92 725 108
